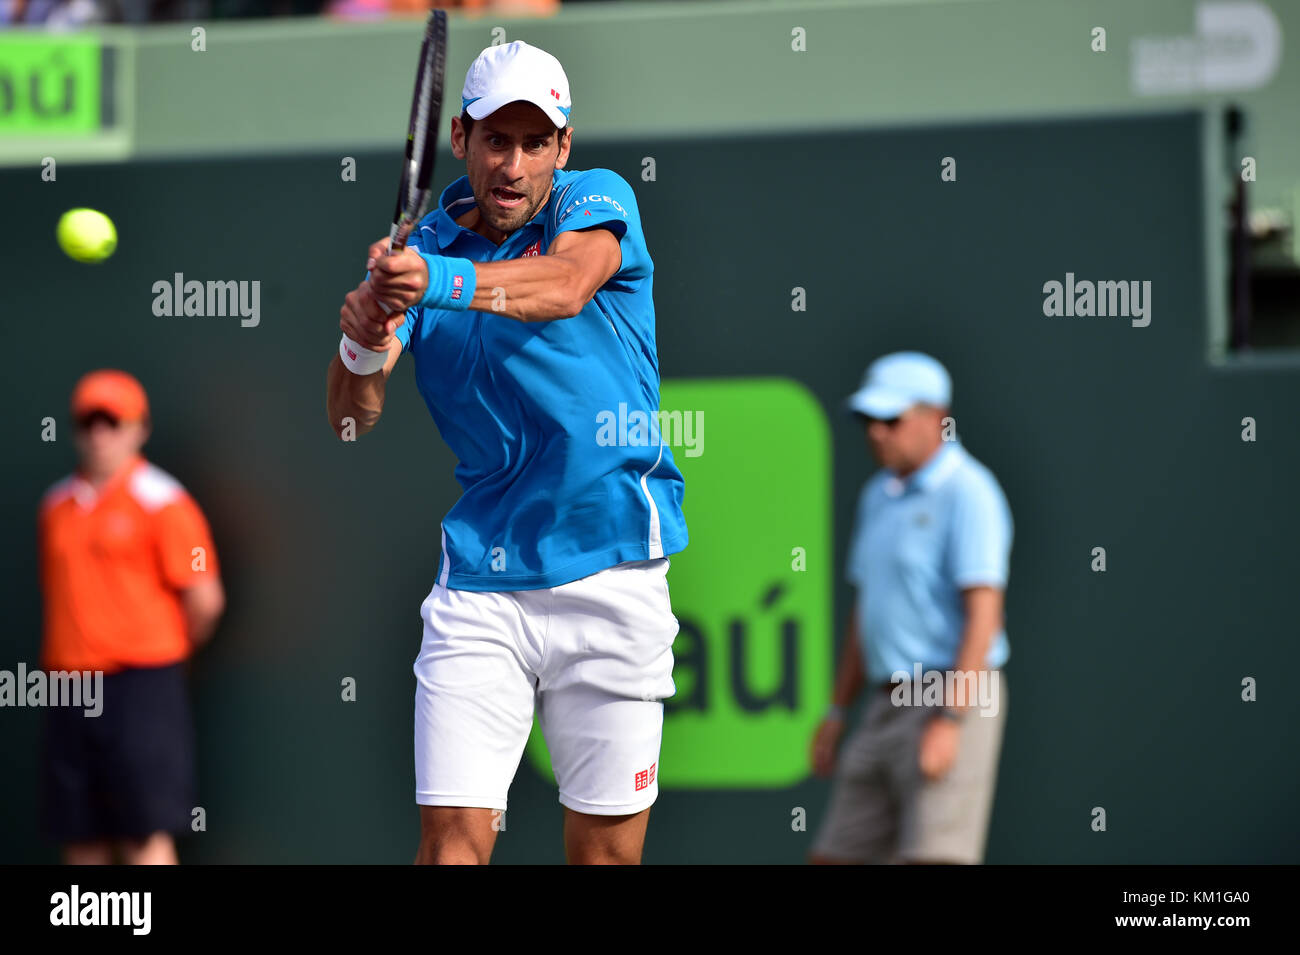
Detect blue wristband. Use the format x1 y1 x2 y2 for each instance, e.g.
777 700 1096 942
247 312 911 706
417 253 477 311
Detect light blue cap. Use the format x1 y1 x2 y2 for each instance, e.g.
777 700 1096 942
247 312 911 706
846 351 951 418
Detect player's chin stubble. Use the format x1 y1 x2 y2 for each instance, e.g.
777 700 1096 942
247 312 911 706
478 189 544 235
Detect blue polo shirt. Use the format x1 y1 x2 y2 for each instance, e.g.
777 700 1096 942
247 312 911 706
389 167 688 591
846 438 1012 682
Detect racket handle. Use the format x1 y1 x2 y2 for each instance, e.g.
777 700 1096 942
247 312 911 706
372 225 401 315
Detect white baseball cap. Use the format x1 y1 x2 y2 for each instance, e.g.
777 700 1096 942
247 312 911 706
846 352 952 419
461 41 572 129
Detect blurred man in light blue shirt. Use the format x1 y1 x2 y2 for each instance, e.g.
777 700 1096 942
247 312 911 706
810 352 1013 864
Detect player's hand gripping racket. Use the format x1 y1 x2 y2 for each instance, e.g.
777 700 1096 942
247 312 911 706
374 10 447 317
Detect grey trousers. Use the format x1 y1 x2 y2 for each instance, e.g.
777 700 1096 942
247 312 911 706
812 674 1007 863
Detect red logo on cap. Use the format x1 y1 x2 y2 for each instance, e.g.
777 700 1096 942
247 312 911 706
550 88 560 100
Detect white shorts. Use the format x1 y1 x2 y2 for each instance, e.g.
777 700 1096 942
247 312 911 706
413 558 678 816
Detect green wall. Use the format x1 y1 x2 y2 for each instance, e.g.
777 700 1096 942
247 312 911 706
2 109 1296 863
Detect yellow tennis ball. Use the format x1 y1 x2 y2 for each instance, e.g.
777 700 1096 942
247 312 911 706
57 208 117 264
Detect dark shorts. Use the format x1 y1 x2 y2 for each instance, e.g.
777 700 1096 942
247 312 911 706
40 662 197 844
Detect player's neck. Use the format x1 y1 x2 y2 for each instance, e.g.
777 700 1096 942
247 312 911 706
78 454 140 491
892 441 944 480
457 208 503 247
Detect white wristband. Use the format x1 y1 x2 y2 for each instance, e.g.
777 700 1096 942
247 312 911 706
339 334 389 376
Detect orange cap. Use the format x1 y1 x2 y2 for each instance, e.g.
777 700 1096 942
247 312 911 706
71 370 150 422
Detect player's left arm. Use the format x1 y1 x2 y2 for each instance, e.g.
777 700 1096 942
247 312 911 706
945 474 1013 715
179 579 226 650
365 227 621 322
466 226 622 322
951 586 1004 687
919 583 1002 781
156 496 226 649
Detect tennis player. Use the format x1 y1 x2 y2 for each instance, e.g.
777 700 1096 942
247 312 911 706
325 41 687 865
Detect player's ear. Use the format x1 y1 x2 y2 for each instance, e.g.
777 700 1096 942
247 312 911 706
554 126 572 170
450 115 468 160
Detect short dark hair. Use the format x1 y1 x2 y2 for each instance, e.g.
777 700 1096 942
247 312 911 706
459 111 570 143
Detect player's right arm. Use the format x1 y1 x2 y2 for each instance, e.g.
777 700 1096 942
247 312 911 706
326 280 405 440
811 600 865 777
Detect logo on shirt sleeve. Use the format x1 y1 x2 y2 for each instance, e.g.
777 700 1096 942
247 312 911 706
561 192 629 221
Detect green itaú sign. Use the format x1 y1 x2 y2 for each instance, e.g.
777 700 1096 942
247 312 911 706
0 35 102 134
525 377 832 788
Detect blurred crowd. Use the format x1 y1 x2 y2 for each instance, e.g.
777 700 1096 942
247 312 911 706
0 0 569 26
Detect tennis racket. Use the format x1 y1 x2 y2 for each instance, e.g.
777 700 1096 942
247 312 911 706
374 10 448 315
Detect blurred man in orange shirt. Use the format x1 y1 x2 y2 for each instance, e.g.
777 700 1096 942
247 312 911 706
38 370 225 865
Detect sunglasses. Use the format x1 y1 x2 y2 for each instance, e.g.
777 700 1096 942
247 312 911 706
862 414 907 429
75 410 122 431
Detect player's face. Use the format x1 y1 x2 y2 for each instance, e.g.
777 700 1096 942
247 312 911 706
458 102 572 240
864 405 944 474
74 413 148 481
